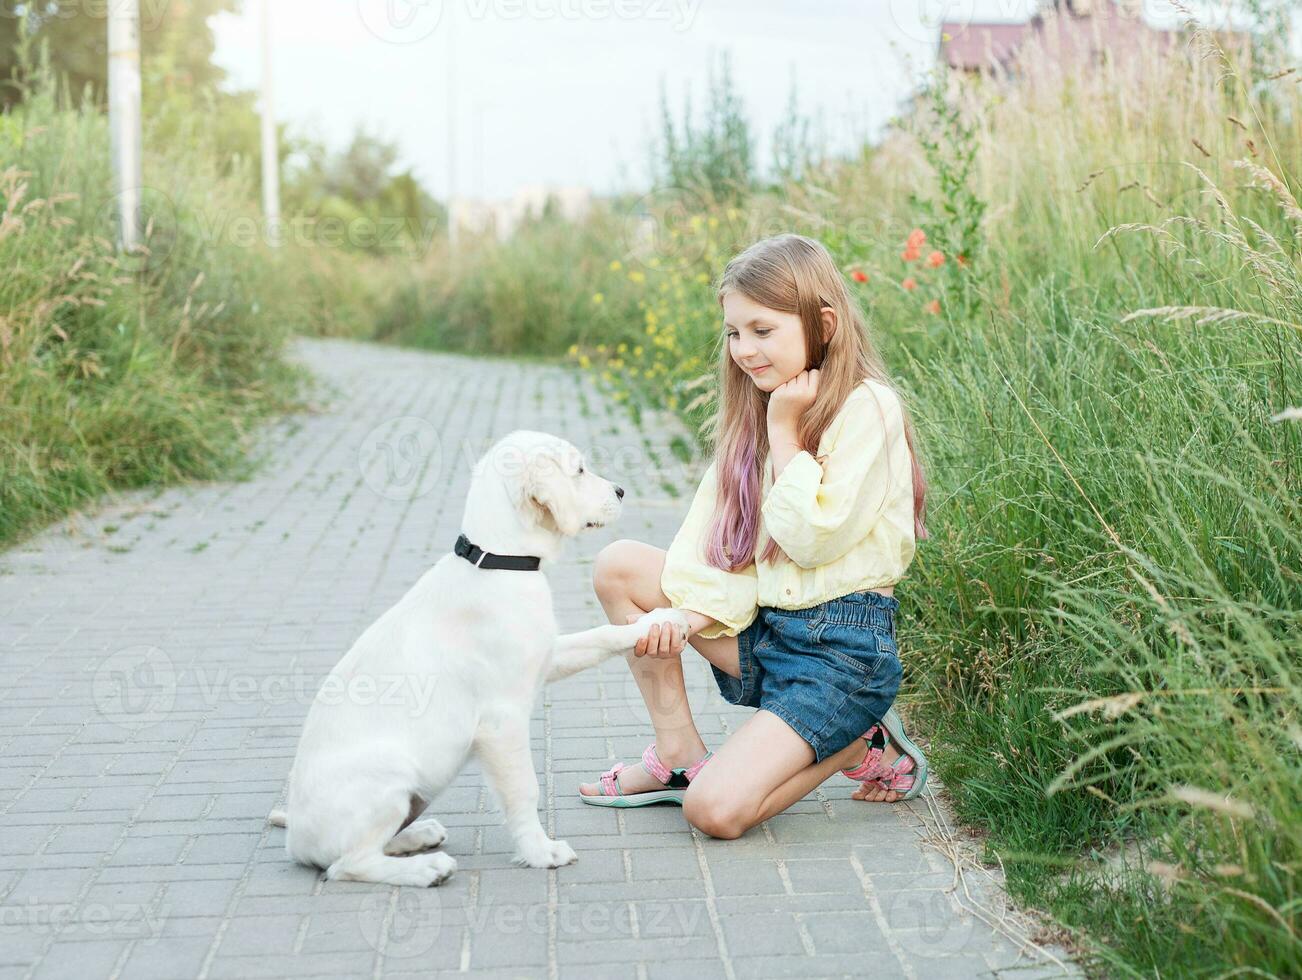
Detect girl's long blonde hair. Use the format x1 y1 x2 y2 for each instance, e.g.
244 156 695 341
702 233 928 571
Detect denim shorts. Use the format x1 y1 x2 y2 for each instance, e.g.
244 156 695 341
710 590 903 763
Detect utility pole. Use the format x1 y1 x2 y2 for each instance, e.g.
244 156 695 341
446 2 458 260
108 0 142 251
261 0 282 247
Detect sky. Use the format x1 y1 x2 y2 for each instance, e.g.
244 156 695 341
210 1 1260 203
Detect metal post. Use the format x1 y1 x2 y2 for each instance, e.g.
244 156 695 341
446 1 458 259
261 0 282 247
108 0 142 251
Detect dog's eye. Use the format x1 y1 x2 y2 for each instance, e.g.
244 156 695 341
577 466 584 475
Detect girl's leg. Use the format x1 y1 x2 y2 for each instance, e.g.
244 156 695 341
576 538 906 806
683 710 902 839
579 540 741 797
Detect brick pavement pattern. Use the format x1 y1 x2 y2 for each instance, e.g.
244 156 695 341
0 339 1077 979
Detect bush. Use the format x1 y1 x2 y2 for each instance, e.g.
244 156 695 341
0 54 385 546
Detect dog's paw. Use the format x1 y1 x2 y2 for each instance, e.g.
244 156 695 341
632 607 689 645
511 837 578 869
384 818 448 855
410 851 457 887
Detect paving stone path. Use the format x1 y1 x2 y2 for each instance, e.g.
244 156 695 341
0 338 1078 979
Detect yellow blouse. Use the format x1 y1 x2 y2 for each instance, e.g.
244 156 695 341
660 378 917 640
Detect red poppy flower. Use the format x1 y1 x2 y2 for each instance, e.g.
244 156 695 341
851 269 868 283
907 228 926 249
901 247 920 262
923 298 941 315
957 253 969 268
927 250 945 268
902 277 918 292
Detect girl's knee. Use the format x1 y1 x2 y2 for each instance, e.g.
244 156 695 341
593 539 657 598
593 540 634 597
683 784 748 840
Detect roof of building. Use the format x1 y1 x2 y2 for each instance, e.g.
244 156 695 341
939 21 1034 72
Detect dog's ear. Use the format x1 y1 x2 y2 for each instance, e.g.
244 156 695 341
523 451 581 537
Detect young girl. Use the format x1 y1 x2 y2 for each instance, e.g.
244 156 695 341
578 233 930 837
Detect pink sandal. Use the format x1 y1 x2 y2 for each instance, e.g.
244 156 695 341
841 723 891 782
580 743 712 808
841 707 928 800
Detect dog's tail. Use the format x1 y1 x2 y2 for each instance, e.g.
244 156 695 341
267 808 288 828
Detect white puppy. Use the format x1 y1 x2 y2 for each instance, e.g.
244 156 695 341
271 429 686 886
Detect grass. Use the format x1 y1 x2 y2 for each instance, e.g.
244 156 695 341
0 60 387 550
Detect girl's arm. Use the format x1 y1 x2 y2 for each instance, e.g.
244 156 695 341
631 607 719 659
682 608 719 636
660 460 760 639
768 425 803 480
761 383 906 569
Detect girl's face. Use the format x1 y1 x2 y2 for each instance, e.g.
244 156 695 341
722 291 810 391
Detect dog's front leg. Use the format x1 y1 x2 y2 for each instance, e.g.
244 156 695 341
545 608 689 683
545 623 642 682
476 720 577 869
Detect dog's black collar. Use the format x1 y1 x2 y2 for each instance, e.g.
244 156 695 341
454 533 542 571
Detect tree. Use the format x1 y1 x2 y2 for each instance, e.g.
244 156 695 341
0 0 238 108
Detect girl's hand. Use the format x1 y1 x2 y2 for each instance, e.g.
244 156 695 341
767 368 820 433
626 611 687 659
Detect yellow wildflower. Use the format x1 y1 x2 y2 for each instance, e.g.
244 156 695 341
608 259 622 271
591 292 604 305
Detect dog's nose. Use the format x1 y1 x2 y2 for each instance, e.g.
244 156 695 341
614 485 624 499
